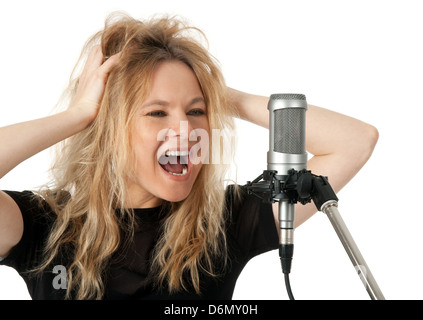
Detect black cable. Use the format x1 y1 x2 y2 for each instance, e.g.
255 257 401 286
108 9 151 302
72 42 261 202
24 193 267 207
284 273 295 300
280 244 295 300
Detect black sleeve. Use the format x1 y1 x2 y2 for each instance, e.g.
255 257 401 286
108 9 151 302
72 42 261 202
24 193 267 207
225 185 279 261
0 190 51 273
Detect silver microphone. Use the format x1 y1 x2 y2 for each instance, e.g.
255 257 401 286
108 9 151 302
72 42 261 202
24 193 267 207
267 93 308 274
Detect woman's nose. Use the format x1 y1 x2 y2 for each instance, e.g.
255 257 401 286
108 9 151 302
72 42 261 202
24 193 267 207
167 112 194 139
156 113 194 149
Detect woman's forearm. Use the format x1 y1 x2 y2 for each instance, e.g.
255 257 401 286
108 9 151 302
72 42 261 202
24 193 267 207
228 88 270 128
229 87 378 178
0 108 92 179
0 46 120 180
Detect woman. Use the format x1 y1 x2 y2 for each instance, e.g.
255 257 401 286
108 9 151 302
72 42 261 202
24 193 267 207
0 13 378 299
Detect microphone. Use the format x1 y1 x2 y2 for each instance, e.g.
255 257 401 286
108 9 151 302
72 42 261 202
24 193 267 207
267 94 308 276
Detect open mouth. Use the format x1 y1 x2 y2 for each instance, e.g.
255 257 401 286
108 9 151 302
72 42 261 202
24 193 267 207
158 150 189 176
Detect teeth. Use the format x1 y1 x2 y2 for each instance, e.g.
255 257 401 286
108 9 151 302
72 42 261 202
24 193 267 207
165 150 189 157
168 165 188 176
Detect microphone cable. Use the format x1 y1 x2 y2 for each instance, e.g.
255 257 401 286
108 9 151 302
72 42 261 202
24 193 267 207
284 273 295 300
280 242 295 300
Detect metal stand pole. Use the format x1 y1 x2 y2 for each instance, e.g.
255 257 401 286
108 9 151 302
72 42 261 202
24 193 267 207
321 200 385 300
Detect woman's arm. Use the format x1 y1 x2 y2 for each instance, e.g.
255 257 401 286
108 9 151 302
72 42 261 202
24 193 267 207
0 46 119 258
0 47 119 179
228 88 379 228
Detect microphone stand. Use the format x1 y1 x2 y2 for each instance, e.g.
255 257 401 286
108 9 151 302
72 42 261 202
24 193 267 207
247 169 385 300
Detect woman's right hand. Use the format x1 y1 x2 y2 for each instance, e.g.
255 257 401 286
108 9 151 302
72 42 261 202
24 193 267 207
69 45 121 125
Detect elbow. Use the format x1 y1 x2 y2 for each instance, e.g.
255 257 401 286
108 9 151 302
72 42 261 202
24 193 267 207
353 123 379 166
364 123 379 156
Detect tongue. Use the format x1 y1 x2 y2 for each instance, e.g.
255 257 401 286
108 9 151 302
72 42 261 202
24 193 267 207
163 163 184 174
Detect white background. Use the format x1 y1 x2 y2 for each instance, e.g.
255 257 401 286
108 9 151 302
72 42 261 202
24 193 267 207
0 0 422 300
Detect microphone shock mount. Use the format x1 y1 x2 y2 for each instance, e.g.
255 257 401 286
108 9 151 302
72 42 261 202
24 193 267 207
246 169 385 300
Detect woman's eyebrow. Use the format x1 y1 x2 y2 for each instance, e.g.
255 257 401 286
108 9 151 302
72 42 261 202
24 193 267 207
188 97 206 107
141 97 205 109
141 100 170 109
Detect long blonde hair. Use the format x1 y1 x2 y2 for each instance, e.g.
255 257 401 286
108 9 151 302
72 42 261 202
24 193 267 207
36 12 236 299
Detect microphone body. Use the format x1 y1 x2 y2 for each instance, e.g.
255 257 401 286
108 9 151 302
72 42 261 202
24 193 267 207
267 94 308 273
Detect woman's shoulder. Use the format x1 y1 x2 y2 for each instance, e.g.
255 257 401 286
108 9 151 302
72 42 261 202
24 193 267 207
224 183 269 222
0 190 56 271
224 183 279 258
3 190 55 217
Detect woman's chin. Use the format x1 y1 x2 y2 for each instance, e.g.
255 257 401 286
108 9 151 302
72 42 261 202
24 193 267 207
160 188 192 203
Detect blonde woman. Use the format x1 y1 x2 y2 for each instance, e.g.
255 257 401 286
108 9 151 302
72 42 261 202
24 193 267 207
0 13 378 299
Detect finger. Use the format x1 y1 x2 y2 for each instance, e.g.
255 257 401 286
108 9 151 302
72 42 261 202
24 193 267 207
99 51 121 74
82 45 104 76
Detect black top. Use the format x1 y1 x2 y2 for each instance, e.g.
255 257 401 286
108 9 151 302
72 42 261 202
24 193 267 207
0 185 278 300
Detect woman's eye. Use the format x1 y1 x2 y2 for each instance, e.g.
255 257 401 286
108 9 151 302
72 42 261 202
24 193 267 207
187 109 206 116
146 110 167 117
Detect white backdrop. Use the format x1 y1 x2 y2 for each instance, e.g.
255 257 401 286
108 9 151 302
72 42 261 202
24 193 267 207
0 0 422 300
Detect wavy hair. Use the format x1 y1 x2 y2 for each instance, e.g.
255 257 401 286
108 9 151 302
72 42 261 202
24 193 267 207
36 12 237 299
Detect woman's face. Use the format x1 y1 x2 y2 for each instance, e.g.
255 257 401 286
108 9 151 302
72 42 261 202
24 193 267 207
127 60 209 207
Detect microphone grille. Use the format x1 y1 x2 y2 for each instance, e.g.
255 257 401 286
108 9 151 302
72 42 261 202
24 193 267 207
270 93 306 101
274 108 306 154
